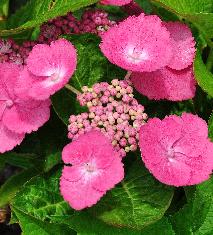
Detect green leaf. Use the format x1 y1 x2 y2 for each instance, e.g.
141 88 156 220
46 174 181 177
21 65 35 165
0 168 39 207
88 161 174 229
11 168 74 221
0 152 40 169
12 207 76 235
0 0 9 17
171 176 213 235
0 0 99 36
194 49 213 98
11 163 174 233
52 34 125 125
208 112 213 141
151 0 213 46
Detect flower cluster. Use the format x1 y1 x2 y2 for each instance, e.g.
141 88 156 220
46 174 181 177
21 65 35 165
139 113 213 186
0 39 77 153
100 14 196 101
0 9 115 65
68 79 148 157
60 130 124 210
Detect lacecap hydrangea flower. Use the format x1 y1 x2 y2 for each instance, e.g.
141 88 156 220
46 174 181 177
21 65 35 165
15 39 77 100
100 13 173 72
139 113 213 186
131 21 196 101
60 130 124 210
100 0 132 6
0 63 51 153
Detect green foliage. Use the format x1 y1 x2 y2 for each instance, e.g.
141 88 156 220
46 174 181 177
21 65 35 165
52 33 125 125
171 176 213 235
208 112 213 141
88 161 174 229
151 0 213 46
0 0 99 36
0 168 40 207
12 207 76 235
11 161 173 233
194 49 213 98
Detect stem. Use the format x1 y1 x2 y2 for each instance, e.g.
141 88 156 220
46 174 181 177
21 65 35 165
65 84 81 95
206 49 213 71
124 71 132 80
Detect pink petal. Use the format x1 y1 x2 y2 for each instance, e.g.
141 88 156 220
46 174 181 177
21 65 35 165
60 169 105 210
0 123 25 153
0 62 22 99
131 66 196 101
92 157 124 192
165 22 196 70
100 0 132 6
62 130 115 166
2 99 51 134
100 14 172 72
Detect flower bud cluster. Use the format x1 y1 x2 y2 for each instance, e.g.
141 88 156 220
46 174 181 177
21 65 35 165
68 79 148 157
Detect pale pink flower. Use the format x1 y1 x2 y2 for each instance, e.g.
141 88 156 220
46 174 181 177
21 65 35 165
0 63 51 152
139 113 213 186
17 39 77 100
100 14 172 72
131 66 196 101
100 0 132 6
165 22 196 70
60 130 124 210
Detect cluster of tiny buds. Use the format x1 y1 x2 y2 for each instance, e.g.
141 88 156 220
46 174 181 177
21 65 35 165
0 9 116 65
68 79 148 158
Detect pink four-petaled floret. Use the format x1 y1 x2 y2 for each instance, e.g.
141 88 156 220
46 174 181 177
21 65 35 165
139 113 213 186
60 130 124 210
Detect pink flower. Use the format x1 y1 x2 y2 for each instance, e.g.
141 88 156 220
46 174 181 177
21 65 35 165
131 66 196 101
100 14 172 72
164 22 196 70
139 113 213 186
60 130 124 210
16 39 77 100
100 0 132 6
0 63 51 153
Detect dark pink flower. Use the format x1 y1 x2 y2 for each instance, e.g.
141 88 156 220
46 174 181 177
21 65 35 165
0 63 51 152
131 66 196 101
165 22 196 70
139 113 213 186
100 0 132 6
60 130 124 210
100 14 172 72
17 39 77 100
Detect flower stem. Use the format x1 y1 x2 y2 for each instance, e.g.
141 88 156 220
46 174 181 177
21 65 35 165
124 71 132 80
65 84 81 95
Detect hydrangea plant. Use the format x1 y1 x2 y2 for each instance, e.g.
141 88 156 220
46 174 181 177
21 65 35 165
0 0 213 234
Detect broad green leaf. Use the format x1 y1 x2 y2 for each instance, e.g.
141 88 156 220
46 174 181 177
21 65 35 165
171 176 213 235
12 168 74 221
0 152 40 169
151 0 213 46
0 0 99 36
0 168 39 207
11 162 174 233
88 161 174 229
12 207 76 235
52 34 125 125
208 112 213 141
194 50 213 98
